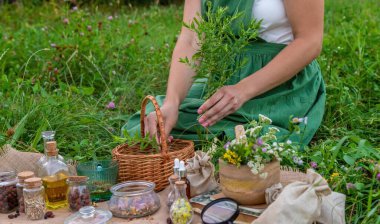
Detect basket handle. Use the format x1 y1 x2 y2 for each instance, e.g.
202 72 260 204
140 95 169 156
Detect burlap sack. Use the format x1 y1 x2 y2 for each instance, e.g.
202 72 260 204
0 144 43 174
317 191 346 224
0 144 77 175
253 169 332 224
186 151 218 197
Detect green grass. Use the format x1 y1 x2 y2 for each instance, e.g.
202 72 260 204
0 0 379 223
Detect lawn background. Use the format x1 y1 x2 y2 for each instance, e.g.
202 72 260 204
0 0 379 223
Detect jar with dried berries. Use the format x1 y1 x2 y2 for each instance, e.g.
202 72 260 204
24 177 46 220
0 171 18 213
16 171 35 213
67 176 91 211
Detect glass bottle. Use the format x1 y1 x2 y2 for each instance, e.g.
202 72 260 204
170 181 193 224
36 131 65 172
0 171 18 213
167 174 180 208
16 171 35 213
24 177 46 220
67 176 91 211
39 141 70 209
179 161 191 199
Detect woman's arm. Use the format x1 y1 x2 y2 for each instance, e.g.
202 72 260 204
145 0 201 138
198 0 324 127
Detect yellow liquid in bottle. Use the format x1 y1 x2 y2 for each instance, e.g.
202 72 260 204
42 172 68 209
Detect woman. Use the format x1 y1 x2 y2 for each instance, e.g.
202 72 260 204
123 0 325 144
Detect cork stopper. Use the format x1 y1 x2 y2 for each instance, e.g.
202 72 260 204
175 180 186 186
46 141 58 156
24 177 42 189
169 174 180 181
67 176 88 183
17 171 35 183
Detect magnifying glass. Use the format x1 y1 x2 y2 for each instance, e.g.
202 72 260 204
201 198 240 224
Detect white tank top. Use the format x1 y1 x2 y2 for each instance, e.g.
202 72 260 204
252 0 294 44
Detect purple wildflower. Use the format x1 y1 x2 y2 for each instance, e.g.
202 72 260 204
50 43 57 48
346 183 356 190
256 138 263 146
108 16 113 21
223 142 231 150
377 173 380 181
72 6 78 11
63 18 69 25
106 101 115 109
310 161 318 169
262 148 267 153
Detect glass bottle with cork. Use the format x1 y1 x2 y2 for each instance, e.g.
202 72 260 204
36 131 65 169
39 140 70 209
167 158 181 208
179 161 191 199
16 171 35 213
169 180 193 224
24 177 46 220
67 176 91 211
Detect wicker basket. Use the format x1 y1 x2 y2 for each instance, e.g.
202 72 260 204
112 95 195 191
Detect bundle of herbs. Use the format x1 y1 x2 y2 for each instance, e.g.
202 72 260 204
180 2 261 99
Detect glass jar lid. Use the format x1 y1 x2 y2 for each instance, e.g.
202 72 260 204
64 206 112 224
110 181 155 197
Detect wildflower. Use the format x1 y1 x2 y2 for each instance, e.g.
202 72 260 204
346 183 356 190
72 6 78 11
262 148 267 153
50 43 57 48
106 101 115 109
259 172 268 179
310 161 318 169
286 140 292 145
256 138 263 146
63 18 69 25
268 127 280 134
223 142 231 150
377 173 380 181
223 150 241 165
330 173 339 181
259 114 272 124
87 25 92 32
108 15 113 21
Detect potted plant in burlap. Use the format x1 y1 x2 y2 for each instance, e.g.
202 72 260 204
208 115 301 205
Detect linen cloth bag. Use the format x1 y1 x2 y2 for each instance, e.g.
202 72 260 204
253 169 336 224
186 151 218 197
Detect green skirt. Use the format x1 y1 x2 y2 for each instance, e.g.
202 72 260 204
122 41 326 144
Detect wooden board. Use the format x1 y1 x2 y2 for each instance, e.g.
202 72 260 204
0 187 202 224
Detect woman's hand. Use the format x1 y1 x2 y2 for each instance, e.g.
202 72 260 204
197 84 248 127
144 102 179 142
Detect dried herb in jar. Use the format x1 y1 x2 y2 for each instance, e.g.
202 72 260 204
67 176 91 211
24 177 46 220
0 171 18 213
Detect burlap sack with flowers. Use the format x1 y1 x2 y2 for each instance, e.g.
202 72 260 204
186 151 218 197
253 169 344 224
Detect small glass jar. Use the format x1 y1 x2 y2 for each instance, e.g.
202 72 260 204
108 181 160 218
0 171 18 213
16 171 35 213
167 174 180 208
170 181 193 224
24 177 46 220
67 176 91 211
64 206 112 224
